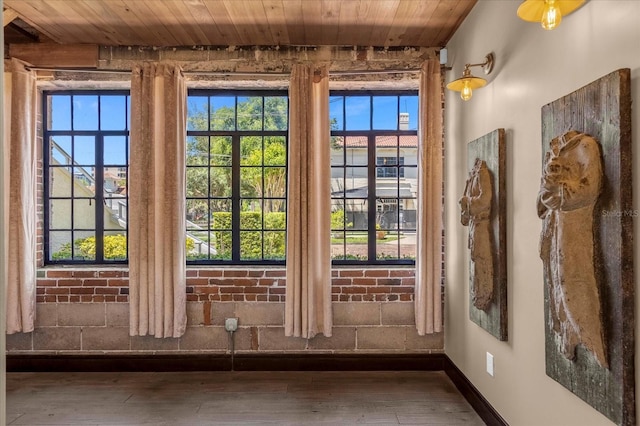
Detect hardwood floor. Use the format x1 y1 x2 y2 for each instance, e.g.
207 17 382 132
7 371 486 425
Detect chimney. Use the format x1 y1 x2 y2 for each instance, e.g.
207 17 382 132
399 112 409 130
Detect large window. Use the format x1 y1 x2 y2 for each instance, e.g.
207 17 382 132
330 92 418 264
43 91 130 264
186 91 288 264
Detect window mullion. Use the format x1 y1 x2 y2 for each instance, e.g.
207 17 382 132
367 133 377 262
231 134 241 262
95 134 105 262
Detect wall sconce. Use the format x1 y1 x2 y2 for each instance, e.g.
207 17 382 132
517 0 585 30
446 53 494 101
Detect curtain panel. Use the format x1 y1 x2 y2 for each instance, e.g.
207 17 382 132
4 59 37 334
285 64 332 338
415 59 444 335
129 63 187 338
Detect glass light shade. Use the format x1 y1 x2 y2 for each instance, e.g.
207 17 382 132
517 0 585 30
461 82 473 101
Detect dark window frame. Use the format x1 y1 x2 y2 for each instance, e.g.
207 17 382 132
186 90 289 266
43 90 130 265
330 90 418 266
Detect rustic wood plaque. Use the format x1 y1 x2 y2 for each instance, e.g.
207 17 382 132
462 129 507 340
540 69 633 425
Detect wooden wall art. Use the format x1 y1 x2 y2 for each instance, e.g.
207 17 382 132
459 128 507 341
538 69 633 425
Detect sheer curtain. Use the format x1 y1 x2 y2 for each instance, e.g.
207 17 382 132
285 64 332 338
129 63 187 338
4 59 37 334
415 59 444 335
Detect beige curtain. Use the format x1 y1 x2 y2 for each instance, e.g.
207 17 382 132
285 64 332 338
415 59 444 335
129 63 187 338
4 59 37 334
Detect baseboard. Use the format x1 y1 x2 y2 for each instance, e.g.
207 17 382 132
444 355 509 426
7 353 447 372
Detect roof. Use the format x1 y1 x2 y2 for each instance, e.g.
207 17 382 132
333 135 418 148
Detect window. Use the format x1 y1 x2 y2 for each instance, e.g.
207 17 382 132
186 91 288 264
43 91 130 264
330 92 418 264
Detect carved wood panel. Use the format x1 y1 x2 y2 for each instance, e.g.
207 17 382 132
540 69 633 425
463 128 507 340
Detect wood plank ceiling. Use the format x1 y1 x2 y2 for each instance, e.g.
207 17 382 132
4 0 477 48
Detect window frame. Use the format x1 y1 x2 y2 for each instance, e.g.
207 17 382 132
330 90 418 266
43 90 130 265
186 90 289 266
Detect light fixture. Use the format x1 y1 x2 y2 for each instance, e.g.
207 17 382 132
517 0 585 31
446 53 494 102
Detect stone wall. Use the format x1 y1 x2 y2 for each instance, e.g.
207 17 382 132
7 267 443 354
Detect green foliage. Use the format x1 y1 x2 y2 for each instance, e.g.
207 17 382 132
330 209 352 230
211 211 286 260
52 234 127 261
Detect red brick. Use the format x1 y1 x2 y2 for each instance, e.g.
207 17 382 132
198 270 223 278
46 270 74 278
36 296 46 303
194 287 220 295
395 286 415 294
93 295 106 302
332 287 341 294
389 270 414 278
83 279 108 287
378 278 402 286
352 295 362 301
245 294 257 301
186 269 198 277
332 295 339 302
186 278 210 286
363 294 375 301
220 294 233 302
95 288 118 295
265 270 286 278
98 270 128 278
243 287 268 294
46 287 69 295
80 295 93 302
232 278 258 287
364 270 389 278
232 294 244 301
71 270 99 278
224 270 248 277
367 286 392 294
116 296 128 302
258 278 275 286
187 294 199 302
69 296 80 303
70 288 94 295
338 295 349 301
36 288 45 295
401 278 415 286
339 270 363 277
219 286 242 294
342 286 367 294
107 279 128 287
331 278 352 286
36 279 57 287
248 270 264 277
352 278 378 286
57 296 69 302
269 296 280 302
269 288 285 295
399 294 412 301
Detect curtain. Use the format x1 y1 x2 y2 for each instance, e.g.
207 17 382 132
5 59 37 334
129 62 187 338
415 59 444 335
285 64 332 338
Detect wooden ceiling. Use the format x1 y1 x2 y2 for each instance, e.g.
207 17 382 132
4 0 476 48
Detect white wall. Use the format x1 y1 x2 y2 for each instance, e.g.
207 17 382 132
444 1 640 425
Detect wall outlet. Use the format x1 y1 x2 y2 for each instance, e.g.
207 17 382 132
225 318 238 332
486 352 494 377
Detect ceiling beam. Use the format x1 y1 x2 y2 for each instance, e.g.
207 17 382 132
3 7 18 27
9 43 98 68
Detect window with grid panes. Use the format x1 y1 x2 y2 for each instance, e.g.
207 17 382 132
186 91 288 264
330 92 418 264
43 91 130 264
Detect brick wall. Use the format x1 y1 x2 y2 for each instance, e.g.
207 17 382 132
8 267 444 354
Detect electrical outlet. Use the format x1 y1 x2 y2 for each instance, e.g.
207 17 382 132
486 352 494 377
225 317 238 332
